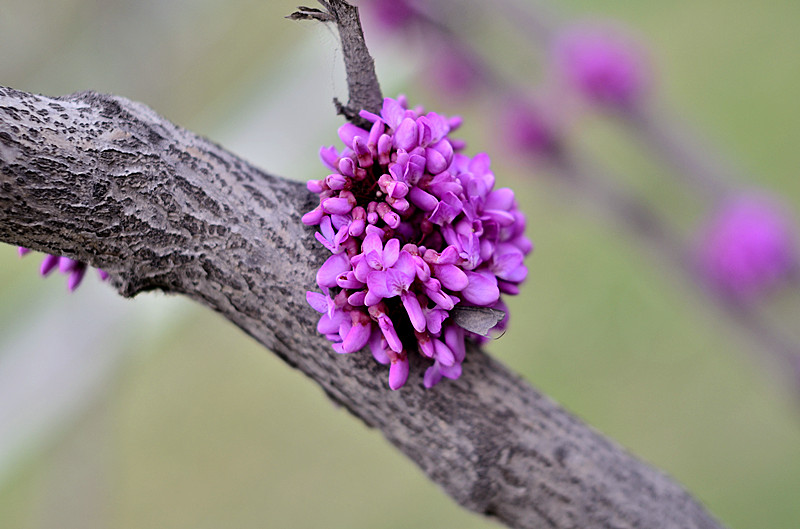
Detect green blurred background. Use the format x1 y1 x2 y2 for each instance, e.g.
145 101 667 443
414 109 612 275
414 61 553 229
1 1 799 528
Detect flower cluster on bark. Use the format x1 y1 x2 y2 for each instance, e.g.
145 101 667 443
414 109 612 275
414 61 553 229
304 96 531 389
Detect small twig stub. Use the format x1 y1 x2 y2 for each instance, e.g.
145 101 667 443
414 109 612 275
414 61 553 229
286 6 334 22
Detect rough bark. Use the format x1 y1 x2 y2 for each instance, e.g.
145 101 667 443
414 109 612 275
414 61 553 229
0 85 726 529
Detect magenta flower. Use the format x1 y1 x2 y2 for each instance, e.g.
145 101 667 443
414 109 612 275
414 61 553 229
305 96 531 389
697 194 797 300
17 248 108 291
552 22 648 107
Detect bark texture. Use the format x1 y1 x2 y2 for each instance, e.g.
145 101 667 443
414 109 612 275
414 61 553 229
0 86 726 529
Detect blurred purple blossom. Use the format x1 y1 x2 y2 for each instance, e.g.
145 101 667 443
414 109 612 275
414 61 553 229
552 22 648 107
305 96 531 389
697 194 797 300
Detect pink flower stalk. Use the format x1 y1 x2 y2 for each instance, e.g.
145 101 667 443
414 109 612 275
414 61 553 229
697 195 797 300
17 248 109 291
305 96 531 390
552 22 648 107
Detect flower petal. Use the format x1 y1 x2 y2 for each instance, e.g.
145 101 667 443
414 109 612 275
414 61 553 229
434 263 469 291
317 253 351 288
381 97 406 128
425 308 448 335
67 265 87 291
370 329 390 364
367 270 395 300
318 313 343 334
337 271 364 289
301 207 324 226
59 257 78 274
425 147 449 174
394 117 418 151
389 357 409 390
423 363 443 388
484 188 515 211
383 238 400 268
362 230 383 255
462 270 500 306
408 187 438 211
423 278 455 310
440 361 462 380
444 325 467 364
319 145 339 170
322 197 353 215
338 123 368 147
342 323 371 353
401 291 426 332
347 290 367 306
434 339 455 367
377 314 403 353
40 254 60 276
306 291 329 313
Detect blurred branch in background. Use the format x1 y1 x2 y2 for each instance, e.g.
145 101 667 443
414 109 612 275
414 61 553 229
365 0 800 397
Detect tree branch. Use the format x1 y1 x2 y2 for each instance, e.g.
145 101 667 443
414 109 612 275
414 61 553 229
0 86 725 529
289 0 383 126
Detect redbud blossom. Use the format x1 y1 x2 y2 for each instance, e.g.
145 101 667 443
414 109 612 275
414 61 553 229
305 96 531 389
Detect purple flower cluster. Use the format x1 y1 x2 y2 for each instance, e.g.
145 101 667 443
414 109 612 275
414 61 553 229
18 247 108 291
304 96 531 390
697 195 797 300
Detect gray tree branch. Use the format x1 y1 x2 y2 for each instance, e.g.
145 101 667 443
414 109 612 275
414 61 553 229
0 85 725 529
289 0 383 125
